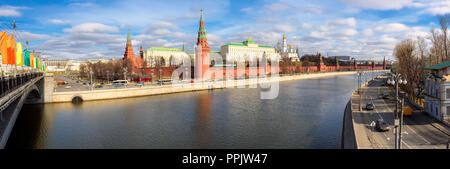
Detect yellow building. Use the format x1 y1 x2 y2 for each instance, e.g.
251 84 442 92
220 38 280 63
144 47 190 67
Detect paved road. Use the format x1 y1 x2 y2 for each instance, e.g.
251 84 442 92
53 76 163 92
352 76 449 149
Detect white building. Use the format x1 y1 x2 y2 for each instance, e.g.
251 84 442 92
143 47 190 67
277 35 300 62
220 37 280 63
43 59 88 72
423 61 450 122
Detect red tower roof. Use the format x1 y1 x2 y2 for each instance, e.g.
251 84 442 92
124 29 135 59
196 9 210 50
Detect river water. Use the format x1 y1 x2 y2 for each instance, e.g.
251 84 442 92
6 73 378 149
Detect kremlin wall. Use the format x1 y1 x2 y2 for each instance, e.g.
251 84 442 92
120 10 387 82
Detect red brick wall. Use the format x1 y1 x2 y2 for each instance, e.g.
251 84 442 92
137 63 386 80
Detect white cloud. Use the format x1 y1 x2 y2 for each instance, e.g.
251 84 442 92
274 25 297 33
48 19 71 25
374 23 409 33
64 23 120 33
361 29 374 36
327 17 357 27
0 5 27 17
338 29 358 36
240 7 252 13
339 0 413 10
301 23 313 30
264 3 290 12
68 2 95 7
19 31 51 41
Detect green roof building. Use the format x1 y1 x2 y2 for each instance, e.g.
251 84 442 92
220 37 280 63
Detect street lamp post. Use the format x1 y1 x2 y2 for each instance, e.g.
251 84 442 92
159 68 162 81
358 71 362 111
386 73 407 149
123 67 127 81
89 70 93 91
106 70 110 84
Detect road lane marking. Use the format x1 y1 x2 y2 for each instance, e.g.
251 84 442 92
378 87 442 149
402 140 413 149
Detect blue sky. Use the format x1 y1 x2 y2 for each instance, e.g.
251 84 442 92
0 0 449 61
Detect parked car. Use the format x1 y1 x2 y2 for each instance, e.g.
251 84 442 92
382 92 389 99
376 119 390 132
366 102 374 110
94 85 103 88
65 85 72 89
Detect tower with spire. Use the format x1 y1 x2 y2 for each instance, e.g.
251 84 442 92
282 34 287 53
139 44 144 59
317 53 326 71
124 29 136 60
195 9 210 80
123 29 143 75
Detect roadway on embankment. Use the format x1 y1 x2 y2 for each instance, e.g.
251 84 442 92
49 71 384 103
351 76 449 149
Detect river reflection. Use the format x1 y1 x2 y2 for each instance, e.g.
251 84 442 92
6 73 380 149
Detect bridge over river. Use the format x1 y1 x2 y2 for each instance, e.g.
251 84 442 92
4 72 383 148
0 72 49 148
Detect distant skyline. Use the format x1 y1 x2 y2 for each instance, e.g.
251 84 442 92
0 0 448 60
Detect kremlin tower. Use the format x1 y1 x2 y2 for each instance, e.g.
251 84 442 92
139 45 144 59
195 9 210 80
317 53 326 71
124 29 136 60
123 29 143 75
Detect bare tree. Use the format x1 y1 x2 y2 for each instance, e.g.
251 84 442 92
394 39 425 97
438 14 450 61
430 29 445 64
417 36 428 66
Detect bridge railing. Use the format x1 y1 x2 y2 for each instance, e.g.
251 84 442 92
0 72 43 98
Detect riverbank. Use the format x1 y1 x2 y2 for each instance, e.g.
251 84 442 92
47 71 386 103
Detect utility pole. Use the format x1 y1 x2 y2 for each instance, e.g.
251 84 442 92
399 97 404 149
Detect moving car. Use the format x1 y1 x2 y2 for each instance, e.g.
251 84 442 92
403 106 412 116
136 83 144 87
112 80 128 86
366 102 374 110
376 119 390 132
57 81 68 85
94 85 103 88
65 85 71 89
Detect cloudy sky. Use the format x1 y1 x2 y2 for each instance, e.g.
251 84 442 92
0 0 449 61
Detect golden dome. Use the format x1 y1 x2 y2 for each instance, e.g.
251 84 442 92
277 42 280 45
283 35 286 39
289 45 293 49
247 37 251 41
